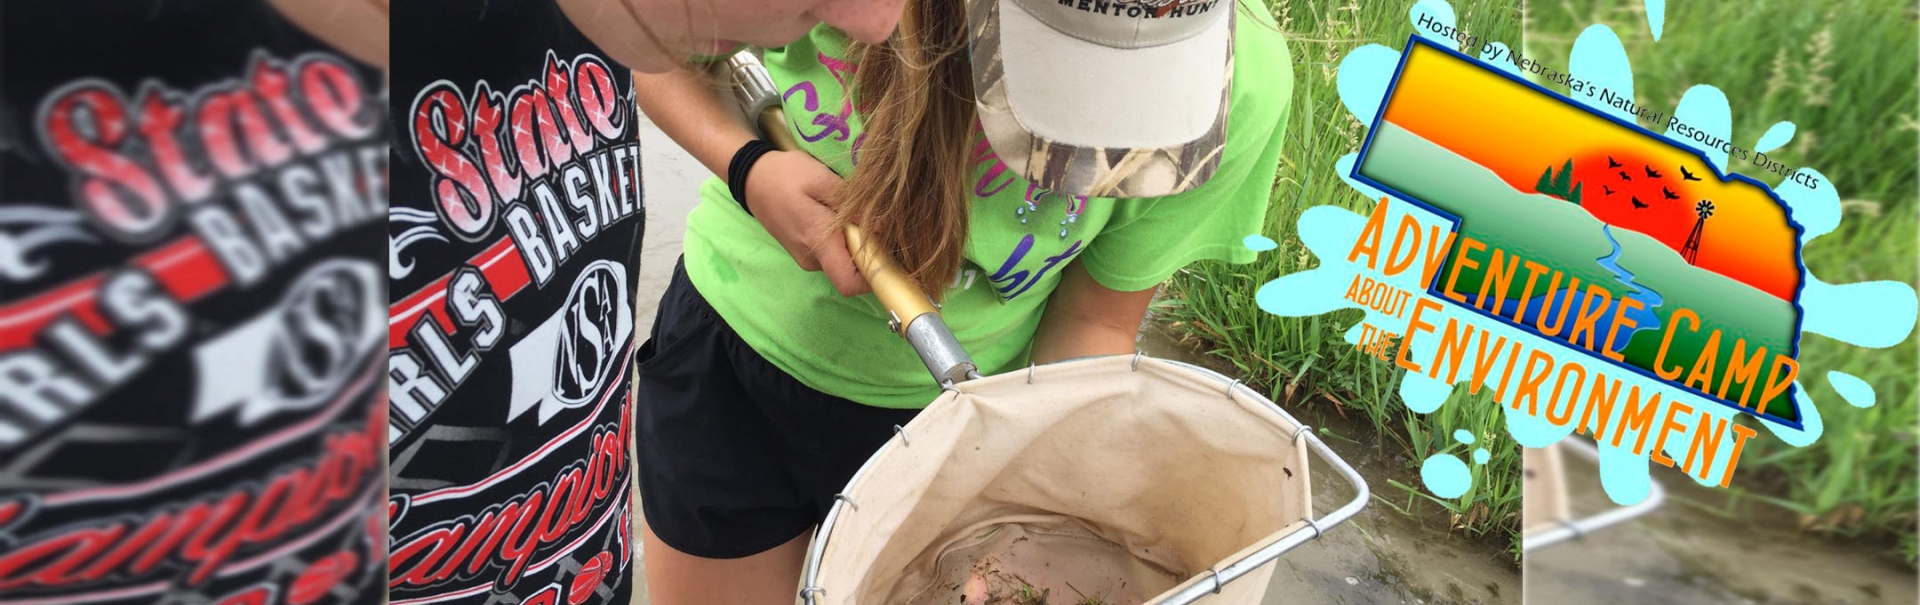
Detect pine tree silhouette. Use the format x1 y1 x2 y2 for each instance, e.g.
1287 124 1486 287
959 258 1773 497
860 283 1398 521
1533 159 1581 204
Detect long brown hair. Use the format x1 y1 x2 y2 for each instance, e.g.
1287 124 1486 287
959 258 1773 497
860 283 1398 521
834 0 978 300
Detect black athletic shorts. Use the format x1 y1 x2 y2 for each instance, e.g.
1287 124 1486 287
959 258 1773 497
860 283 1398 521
633 257 921 559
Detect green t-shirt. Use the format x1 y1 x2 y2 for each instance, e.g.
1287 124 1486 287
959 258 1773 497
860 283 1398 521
683 7 1293 408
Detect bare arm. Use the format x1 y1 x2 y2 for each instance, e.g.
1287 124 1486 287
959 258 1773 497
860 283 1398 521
632 67 871 295
1028 261 1157 364
631 69 754 177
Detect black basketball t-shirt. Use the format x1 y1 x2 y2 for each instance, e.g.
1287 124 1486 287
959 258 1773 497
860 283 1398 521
386 1 643 604
0 1 388 604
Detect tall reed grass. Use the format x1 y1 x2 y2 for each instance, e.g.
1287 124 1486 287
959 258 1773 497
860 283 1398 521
1159 0 1528 559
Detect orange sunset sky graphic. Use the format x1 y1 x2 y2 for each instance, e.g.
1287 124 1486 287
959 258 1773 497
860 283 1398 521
1379 47 1801 301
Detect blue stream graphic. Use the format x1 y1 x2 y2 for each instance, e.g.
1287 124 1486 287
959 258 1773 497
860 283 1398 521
1458 226 1663 356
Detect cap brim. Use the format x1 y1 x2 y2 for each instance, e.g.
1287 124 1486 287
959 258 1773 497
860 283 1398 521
1001 0 1229 148
969 0 1234 198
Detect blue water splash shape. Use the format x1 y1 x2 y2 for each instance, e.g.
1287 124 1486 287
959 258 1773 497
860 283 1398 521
1828 371 1876 408
1483 42 1519 76
1243 234 1278 252
1280 0 1920 505
1453 429 1476 444
1474 448 1490 464
1338 45 1402 126
1256 207 1372 319
1596 439 1652 503
1421 454 1471 498
1409 0 1457 47
1645 0 1665 41
1569 25 1634 122
1755 121 1797 153
1780 168 1918 347
1668 86 1734 170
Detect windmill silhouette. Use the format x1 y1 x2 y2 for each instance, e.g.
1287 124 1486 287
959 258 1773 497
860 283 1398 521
1681 200 1713 264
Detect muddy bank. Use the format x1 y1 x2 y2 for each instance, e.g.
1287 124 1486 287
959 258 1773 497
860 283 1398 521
1136 325 1520 605
1525 444 1917 605
633 114 704 339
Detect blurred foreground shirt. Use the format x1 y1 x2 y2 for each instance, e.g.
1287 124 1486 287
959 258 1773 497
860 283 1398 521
0 1 388 603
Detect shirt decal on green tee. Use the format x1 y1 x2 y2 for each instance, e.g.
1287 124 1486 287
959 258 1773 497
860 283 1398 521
969 126 1092 299
989 235 1084 300
1015 183 1088 240
782 52 863 152
972 132 1089 241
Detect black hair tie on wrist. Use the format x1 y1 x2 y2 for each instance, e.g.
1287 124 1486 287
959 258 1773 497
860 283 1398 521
727 139 778 217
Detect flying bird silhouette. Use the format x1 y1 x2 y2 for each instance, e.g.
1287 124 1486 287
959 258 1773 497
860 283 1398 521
1602 185 1614 196
1644 165 1662 179
1630 196 1649 209
1662 187 1680 200
1680 165 1701 181
1607 156 1622 169
1618 171 1631 181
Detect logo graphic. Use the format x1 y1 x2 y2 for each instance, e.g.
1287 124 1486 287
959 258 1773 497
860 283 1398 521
193 259 385 425
1249 5 1918 505
508 260 632 424
1352 38 1806 428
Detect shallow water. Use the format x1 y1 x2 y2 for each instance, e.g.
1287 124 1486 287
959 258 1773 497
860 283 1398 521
1136 324 1521 605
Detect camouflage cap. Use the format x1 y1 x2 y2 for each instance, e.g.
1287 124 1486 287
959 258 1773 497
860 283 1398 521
967 0 1235 199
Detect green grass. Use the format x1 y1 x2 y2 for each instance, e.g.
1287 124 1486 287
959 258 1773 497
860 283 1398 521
1527 0 1919 562
1157 0 1527 559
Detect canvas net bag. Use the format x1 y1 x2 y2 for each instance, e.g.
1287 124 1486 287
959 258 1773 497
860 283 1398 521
1523 442 1571 538
801 355 1330 605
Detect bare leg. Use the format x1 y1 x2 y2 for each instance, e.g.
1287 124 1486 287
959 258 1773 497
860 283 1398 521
640 521 809 605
